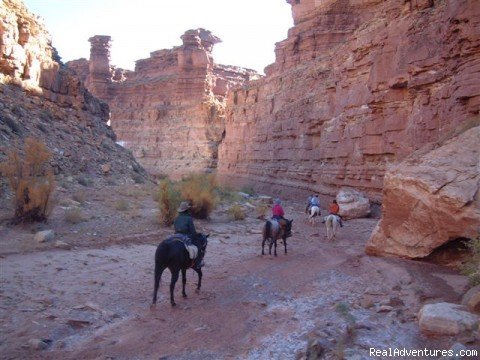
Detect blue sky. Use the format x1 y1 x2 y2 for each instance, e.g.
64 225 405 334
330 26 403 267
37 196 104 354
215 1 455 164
23 0 293 73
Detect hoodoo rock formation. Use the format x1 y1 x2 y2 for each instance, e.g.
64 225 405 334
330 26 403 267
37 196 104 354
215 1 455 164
0 0 147 185
366 124 480 259
217 0 480 201
68 30 258 178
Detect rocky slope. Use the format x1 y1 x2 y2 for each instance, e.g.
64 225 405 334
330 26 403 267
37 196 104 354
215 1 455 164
0 0 148 190
67 30 258 178
366 124 480 258
217 0 480 202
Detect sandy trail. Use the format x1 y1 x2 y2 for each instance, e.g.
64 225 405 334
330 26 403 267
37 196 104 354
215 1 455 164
1 206 476 359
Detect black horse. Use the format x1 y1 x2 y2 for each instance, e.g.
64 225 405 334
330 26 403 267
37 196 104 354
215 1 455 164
152 233 209 307
262 218 293 256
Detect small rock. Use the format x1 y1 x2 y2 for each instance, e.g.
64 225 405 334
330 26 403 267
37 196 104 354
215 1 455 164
101 163 111 174
418 302 479 336
55 240 71 250
28 338 50 350
377 305 394 313
461 285 480 313
237 192 250 199
34 230 55 243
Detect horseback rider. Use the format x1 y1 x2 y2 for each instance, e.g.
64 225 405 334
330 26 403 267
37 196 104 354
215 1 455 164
272 198 285 221
174 201 197 238
306 194 320 213
174 201 204 268
328 199 344 227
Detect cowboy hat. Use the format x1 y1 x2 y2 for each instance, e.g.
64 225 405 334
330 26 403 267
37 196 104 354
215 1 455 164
177 201 191 212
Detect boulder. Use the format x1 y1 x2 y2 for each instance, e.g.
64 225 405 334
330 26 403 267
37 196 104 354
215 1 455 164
366 126 480 258
336 189 371 219
462 285 480 313
34 230 55 243
418 302 479 336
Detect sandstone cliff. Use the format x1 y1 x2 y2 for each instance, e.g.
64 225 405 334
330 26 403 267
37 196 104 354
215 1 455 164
0 0 148 186
365 124 480 258
217 0 480 201
68 30 258 178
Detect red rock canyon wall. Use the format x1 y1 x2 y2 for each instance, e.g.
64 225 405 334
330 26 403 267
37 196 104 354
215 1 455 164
68 30 258 178
217 0 480 201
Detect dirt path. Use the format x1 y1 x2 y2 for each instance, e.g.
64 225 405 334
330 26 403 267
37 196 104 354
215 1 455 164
1 204 477 359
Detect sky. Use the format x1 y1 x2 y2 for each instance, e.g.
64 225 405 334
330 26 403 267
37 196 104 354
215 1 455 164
23 0 293 74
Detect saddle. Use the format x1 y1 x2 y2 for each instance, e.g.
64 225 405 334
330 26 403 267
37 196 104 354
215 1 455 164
171 234 198 260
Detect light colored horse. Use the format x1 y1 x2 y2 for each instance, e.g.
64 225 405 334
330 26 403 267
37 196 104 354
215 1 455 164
308 205 320 225
324 214 340 241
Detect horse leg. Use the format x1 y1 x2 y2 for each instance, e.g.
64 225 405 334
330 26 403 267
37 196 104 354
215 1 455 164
194 268 203 293
283 236 287 254
169 269 180 306
181 268 187 298
274 238 278 257
152 263 166 305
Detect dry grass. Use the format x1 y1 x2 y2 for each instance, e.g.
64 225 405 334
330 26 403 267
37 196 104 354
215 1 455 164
72 190 87 205
228 203 246 220
255 204 269 219
0 137 55 222
157 179 181 226
115 199 129 211
65 207 86 224
179 173 217 219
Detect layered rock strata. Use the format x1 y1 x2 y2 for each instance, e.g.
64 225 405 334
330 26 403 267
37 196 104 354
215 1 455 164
68 30 258 178
365 125 480 259
0 0 148 186
217 0 480 201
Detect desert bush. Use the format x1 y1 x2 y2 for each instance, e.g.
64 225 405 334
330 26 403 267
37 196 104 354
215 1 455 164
179 173 217 219
72 190 87 205
65 207 86 224
255 203 269 219
116 199 129 211
0 137 55 222
461 236 480 286
77 175 93 187
157 178 181 226
229 203 246 220
216 185 242 204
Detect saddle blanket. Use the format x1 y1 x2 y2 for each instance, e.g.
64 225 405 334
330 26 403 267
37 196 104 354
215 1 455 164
172 234 198 259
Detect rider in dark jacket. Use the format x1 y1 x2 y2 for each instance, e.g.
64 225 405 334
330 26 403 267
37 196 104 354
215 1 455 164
174 202 197 237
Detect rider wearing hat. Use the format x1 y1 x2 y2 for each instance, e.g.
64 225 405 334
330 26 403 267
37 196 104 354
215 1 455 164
174 201 197 238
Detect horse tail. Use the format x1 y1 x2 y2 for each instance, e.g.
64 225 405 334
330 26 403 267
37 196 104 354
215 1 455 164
265 220 272 239
152 242 169 304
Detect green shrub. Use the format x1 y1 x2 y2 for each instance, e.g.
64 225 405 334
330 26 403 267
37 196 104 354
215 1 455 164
157 178 181 226
179 173 217 219
461 236 480 286
0 137 55 222
72 190 87 205
229 203 246 220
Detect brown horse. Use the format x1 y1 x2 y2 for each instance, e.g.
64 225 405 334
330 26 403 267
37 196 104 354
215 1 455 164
262 218 293 256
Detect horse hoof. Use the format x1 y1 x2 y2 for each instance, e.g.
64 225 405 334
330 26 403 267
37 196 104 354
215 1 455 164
149 303 156 311
171 302 176 307
182 294 187 298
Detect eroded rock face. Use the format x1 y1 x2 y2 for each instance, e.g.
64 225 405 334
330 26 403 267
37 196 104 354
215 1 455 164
68 29 258 178
0 0 148 186
217 0 480 200
365 126 480 258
